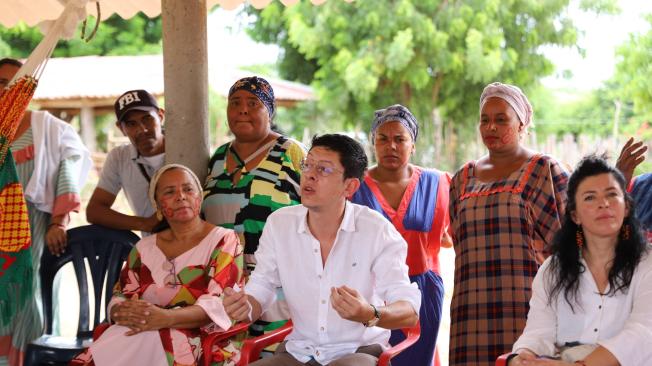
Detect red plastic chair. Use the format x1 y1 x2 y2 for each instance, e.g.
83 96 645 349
377 322 421 366
202 322 253 366
206 320 420 366
496 352 511 366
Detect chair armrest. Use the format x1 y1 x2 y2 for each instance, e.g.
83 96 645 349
202 322 250 366
496 353 512 366
92 322 111 341
239 321 293 365
377 323 420 366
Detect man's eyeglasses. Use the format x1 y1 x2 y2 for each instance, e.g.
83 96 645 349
121 114 157 130
162 259 181 288
300 159 343 177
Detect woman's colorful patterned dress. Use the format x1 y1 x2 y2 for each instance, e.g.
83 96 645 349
202 136 304 271
71 226 244 366
351 166 450 366
0 127 82 366
448 155 568 366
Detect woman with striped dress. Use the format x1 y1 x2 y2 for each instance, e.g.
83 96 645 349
202 76 304 334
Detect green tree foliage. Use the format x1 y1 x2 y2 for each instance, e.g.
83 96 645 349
533 81 632 139
245 0 615 168
0 13 162 58
614 14 652 123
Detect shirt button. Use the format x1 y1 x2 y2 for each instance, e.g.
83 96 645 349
594 328 598 332
314 249 318 253
318 275 322 279
321 300 326 304
598 305 602 309
320 326 325 331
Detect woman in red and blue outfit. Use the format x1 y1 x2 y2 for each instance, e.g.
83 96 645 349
351 104 450 366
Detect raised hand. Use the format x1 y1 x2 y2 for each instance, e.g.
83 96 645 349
616 137 647 185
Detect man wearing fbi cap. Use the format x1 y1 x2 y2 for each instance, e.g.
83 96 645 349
86 89 166 234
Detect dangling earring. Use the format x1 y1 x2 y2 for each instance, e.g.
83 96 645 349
576 228 584 249
621 223 630 240
156 210 163 221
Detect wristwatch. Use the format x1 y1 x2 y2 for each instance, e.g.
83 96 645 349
363 304 381 327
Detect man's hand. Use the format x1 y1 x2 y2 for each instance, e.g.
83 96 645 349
141 213 161 232
45 224 67 256
223 287 252 322
616 137 647 185
330 286 375 323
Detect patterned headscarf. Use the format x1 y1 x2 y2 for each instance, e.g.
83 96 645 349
228 76 276 118
148 164 203 215
479 82 533 128
371 104 419 142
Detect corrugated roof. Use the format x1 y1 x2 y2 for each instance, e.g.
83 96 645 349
0 0 353 28
32 55 314 103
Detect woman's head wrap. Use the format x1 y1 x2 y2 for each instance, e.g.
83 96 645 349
371 104 419 142
148 164 203 215
479 82 533 128
228 76 276 118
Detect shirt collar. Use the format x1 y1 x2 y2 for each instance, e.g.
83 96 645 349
129 144 140 161
297 200 356 234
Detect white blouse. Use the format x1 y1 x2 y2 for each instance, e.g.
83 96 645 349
512 249 652 365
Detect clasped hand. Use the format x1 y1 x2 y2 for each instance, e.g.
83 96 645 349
111 294 170 336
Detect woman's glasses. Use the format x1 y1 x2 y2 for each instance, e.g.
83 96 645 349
162 259 181 288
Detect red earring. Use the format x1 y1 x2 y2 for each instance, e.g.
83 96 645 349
622 224 630 240
576 229 584 249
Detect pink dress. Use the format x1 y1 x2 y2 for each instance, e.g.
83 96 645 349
71 226 244 366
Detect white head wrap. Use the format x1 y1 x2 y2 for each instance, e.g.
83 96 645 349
148 164 203 215
480 82 533 128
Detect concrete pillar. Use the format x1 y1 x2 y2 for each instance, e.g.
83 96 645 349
161 0 210 181
79 103 97 152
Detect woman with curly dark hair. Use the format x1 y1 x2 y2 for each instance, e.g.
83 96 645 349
508 155 652 366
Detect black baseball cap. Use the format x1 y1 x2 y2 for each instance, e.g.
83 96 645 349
114 89 160 122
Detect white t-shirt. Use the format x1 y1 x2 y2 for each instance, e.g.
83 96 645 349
97 144 164 219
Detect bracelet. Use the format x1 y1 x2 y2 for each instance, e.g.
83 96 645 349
48 223 66 229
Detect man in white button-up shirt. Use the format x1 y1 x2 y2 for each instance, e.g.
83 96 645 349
224 134 421 365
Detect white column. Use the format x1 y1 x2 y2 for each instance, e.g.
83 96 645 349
161 0 210 181
79 103 97 152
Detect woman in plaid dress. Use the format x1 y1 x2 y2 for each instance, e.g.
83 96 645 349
448 82 569 366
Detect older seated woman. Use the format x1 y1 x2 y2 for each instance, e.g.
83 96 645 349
71 164 244 366
508 155 652 366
